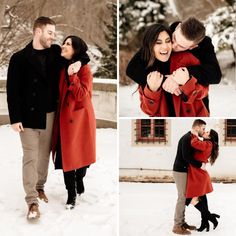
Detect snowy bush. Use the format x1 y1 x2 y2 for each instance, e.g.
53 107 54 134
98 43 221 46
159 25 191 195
204 3 236 55
119 0 171 46
87 45 102 75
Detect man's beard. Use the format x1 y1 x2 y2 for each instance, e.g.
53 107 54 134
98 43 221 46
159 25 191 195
39 36 51 49
198 131 203 137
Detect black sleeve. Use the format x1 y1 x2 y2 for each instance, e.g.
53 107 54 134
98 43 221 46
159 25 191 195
187 36 222 86
126 49 148 88
182 134 202 168
7 53 22 124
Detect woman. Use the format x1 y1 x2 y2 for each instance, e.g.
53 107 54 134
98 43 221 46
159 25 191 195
52 36 96 209
186 129 220 231
129 24 209 117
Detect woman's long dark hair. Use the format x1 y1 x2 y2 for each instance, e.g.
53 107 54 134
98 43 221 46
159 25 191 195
141 23 172 68
209 129 219 165
62 35 89 64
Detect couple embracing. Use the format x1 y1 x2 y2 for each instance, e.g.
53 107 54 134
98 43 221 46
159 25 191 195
7 16 96 220
173 119 220 235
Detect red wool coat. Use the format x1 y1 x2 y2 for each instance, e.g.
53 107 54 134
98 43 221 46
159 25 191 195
186 135 213 198
52 64 96 172
139 52 209 117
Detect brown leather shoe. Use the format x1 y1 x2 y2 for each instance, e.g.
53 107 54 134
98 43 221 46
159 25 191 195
37 189 48 203
27 203 40 220
172 225 191 235
182 223 196 231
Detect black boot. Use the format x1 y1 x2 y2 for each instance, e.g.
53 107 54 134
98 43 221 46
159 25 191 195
197 195 209 232
197 216 210 232
195 201 220 230
65 189 76 209
76 167 87 195
63 170 77 209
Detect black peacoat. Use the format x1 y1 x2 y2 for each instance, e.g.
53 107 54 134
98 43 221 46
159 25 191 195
7 41 62 129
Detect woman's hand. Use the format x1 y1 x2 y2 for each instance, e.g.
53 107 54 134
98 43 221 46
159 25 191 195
68 61 81 75
147 71 164 92
172 67 190 85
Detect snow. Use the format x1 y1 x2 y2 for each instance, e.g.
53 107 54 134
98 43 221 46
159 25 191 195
0 67 7 80
93 78 117 84
120 182 236 236
0 125 117 236
119 83 236 117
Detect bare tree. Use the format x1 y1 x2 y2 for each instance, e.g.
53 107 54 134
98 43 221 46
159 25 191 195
0 0 35 67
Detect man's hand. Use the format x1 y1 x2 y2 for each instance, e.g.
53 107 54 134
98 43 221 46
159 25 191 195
147 71 164 92
162 75 181 95
68 61 81 76
201 163 206 171
172 67 190 85
11 122 24 132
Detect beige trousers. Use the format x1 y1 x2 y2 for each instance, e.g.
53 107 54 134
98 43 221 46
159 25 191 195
173 171 187 227
20 112 55 205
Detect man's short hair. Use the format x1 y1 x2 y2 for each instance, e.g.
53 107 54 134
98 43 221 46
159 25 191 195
192 119 206 127
180 17 205 43
33 16 56 32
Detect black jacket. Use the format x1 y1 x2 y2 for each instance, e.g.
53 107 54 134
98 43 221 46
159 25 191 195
126 22 222 112
173 131 202 172
7 42 62 129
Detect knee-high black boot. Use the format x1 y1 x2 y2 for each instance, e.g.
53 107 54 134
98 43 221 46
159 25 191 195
63 170 77 209
76 167 87 195
195 200 220 230
197 195 210 232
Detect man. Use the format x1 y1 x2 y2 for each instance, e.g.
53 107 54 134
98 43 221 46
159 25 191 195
7 16 62 220
172 119 206 235
126 17 222 112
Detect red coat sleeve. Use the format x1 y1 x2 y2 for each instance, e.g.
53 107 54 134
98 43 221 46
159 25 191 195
191 135 212 151
180 77 209 101
139 85 168 116
170 52 200 71
171 51 208 100
67 65 93 101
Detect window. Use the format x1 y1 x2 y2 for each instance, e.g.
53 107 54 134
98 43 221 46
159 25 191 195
135 119 167 143
225 119 236 142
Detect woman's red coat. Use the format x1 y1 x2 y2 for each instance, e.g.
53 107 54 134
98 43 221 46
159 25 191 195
139 51 209 117
186 135 213 198
52 64 96 172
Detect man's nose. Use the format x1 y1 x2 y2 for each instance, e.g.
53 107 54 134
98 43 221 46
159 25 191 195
172 42 177 49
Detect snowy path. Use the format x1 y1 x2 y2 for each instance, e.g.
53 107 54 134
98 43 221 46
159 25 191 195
119 83 236 117
0 125 117 236
120 182 236 236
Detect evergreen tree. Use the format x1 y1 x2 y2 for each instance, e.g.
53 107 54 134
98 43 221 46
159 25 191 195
94 1 117 79
119 0 171 46
204 0 236 58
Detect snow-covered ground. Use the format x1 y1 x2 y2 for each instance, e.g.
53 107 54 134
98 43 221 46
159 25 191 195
119 83 236 117
120 182 236 236
0 125 117 236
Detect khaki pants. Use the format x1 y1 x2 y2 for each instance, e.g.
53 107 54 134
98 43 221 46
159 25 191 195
20 112 55 205
173 171 187 227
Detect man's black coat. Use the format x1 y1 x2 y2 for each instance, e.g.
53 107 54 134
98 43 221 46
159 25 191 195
7 42 62 129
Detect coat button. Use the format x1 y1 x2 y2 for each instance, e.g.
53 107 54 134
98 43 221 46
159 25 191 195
69 119 73 123
30 107 35 111
186 108 191 113
148 100 154 105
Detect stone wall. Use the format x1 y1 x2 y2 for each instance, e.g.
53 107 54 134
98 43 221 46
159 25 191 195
0 80 117 128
